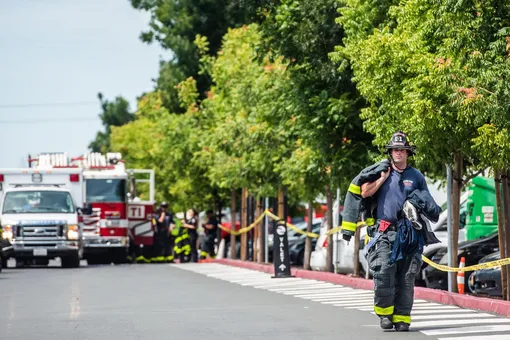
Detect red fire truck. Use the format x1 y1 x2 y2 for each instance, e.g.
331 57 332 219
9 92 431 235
28 152 156 265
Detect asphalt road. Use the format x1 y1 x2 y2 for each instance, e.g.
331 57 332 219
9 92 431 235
0 261 508 340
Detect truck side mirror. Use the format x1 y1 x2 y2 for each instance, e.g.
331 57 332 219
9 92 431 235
78 204 93 215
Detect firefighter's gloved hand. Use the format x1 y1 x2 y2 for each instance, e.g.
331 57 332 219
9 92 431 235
342 234 351 243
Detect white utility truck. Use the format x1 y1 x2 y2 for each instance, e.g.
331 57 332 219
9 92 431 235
0 166 89 268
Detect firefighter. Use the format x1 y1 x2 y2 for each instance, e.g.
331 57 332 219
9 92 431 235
172 212 191 262
342 131 440 332
181 208 198 262
153 202 174 263
200 210 218 259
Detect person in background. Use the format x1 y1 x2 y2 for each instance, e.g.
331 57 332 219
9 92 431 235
173 212 190 262
201 210 218 259
153 201 174 263
181 208 198 263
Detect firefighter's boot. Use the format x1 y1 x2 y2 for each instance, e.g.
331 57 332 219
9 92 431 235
394 322 409 332
379 317 393 330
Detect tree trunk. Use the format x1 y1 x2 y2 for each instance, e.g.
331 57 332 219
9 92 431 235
240 188 248 261
303 200 313 270
278 187 285 219
495 171 508 300
451 151 463 292
216 197 222 253
256 198 263 263
503 171 510 301
247 195 252 261
230 189 237 259
326 185 334 273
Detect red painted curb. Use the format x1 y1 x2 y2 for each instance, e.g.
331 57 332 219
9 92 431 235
215 258 510 317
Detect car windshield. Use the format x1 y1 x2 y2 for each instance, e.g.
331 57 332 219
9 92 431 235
2 190 75 214
86 179 126 203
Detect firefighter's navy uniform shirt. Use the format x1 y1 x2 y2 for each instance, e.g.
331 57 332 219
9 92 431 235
205 217 218 235
186 217 198 237
156 211 173 232
376 167 427 224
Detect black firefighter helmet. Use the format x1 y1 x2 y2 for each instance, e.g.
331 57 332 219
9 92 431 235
385 131 416 156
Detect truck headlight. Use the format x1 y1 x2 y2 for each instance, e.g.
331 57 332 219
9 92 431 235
67 224 80 240
2 225 13 240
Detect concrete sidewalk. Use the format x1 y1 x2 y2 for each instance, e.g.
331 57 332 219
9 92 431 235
216 258 510 317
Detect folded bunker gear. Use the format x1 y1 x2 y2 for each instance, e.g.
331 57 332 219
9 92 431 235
340 159 391 239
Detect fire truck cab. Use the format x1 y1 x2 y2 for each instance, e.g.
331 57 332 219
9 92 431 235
27 152 155 265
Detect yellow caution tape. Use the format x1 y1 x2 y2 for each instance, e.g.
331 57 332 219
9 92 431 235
218 210 365 238
421 255 510 272
220 209 510 273
218 211 267 236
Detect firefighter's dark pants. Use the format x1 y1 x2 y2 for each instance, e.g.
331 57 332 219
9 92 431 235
167 235 175 261
367 230 423 325
201 233 216 258
154 230 173 262
190 232 198 262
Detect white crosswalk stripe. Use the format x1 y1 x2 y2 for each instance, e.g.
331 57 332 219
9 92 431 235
173 263 510 339
438 335 509 340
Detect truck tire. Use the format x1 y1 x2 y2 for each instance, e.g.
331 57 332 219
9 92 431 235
1 257 6 270
62 254 80 268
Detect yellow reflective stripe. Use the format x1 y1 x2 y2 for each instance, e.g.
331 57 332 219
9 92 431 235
365 218 375 226
374 305 394 316
348 183 361 195
151 256 165 262
393 314 411 324
341 221 357 232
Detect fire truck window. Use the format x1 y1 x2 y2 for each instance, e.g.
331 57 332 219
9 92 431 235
86 179 126 203
2 191 75 214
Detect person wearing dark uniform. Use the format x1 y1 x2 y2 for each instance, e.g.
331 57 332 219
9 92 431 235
172 213 190 262
201 210 218 259
361 131 438 332
181 209 198 263
153 202 174 263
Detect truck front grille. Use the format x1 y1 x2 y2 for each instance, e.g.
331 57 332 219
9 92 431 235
16 225 65 240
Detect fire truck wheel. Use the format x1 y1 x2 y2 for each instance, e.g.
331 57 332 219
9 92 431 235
62 254 80 268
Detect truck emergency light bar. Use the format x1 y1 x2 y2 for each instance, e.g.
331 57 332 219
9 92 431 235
0 173 80 183
29 152 124 170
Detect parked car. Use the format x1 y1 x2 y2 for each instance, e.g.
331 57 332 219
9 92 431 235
310 221 367 274
288 222 323 266
423 232 499 291
468 251 502 297
268 218 323 262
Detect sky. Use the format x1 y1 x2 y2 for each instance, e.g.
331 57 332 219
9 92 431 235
0 0 168 167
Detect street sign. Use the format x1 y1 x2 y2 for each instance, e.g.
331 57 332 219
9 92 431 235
272 220 293 278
